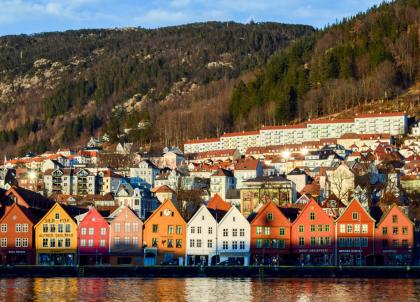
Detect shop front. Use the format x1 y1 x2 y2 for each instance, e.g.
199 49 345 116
218 252 250 266
338 249 365 266
295 248 333 266
37 250 76 265
1 249 35 265
382 249 412 266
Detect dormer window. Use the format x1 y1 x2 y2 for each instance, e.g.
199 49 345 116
267 213 273 221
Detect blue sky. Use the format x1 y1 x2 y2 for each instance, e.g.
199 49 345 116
0 0 386 36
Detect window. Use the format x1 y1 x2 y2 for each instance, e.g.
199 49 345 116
402 227 408 235
115 223 121 233
240 241 245 249
152 224 158 233
230 241 237 250
223 228 228 237
114 237 120 246
58 224 63 233
392 239 398 248
152 238 157 247
22 238 28 247
382 227 388 235
362 224 368 233
256 226 262 234
318 237 324 246
208 227 212 235
50 224 56 233
256 239 262 248
392 215 398 223
124 237 130 246
66 224 71 233
80 239 86 247
382 239 388 248
325 225 330 232
58 239 63 248
279 227 285 236
402 240 408 248
310 237 316 246
354 224 360 233
167 239 173 248
42 238 48 247
298 237 304 246
88 227 94 235
267 213 273 221
310 225 315 232
361 238 368 247
55 213 60 220
352 212 359 220
310 212 315 220
318 225 322 232
65 238 71 247
42 224 48 233
207 240 213 248
100 239 106 247
298 225 304 233
15 224 21 232
125 223 131 233
197 226 202 234
133 223 139 232
50 238 56 248
168 225 174 234
81 228 87 235
347 224 353 233
190 239 195 248
176 225 182 234
240 228 245 236
0 224 7 232
325 237 331 246
393 227 398 235
232 228 237 237
191 226 195 234
87 239 93 247
222 241 228 249
101 228 107 236
264 227 270 235
15 238 22 247
176 239 182 248
0 238 6 247
340 224 345 233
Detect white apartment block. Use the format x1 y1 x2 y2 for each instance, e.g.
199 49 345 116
43 168 97 196
184 112 408 155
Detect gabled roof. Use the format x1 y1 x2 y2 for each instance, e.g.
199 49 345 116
143 199 185 225
249 201 291 225
150 185 175 194
234 159 260 171
207 193 231 212
321 194 346 209
375 203 414 226
211 168 234 177
292 198 333 225
335 198 376 223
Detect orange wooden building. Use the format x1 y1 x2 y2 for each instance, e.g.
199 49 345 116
143 199 186 265
375 204 414 265
335 199 376 266
249 201 294 265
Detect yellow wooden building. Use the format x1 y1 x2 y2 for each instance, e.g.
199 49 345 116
34 202 78 265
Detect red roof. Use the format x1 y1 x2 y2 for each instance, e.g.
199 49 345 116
260 123 307 130
222 130 260 137
355 112 406 118
308 118 354 124
207 194 231 212
234 158 260 170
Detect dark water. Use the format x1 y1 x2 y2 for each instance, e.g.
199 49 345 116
0 278 419 301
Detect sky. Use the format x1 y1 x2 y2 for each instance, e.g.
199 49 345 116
0 0 386 36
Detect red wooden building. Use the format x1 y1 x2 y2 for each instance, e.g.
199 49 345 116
78 207 110 265
335 199 376 265
291 198 335 265
249 201 293 265
375 204 414 265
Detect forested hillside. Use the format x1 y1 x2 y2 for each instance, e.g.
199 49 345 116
0 22 313 155
230 0 420 130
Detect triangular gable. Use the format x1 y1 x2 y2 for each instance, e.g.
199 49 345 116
292 198 333 225
376 204 414 227
250 201 291 226
34 202 75 229
143 199 185 225
335 198 376 223
0 203 32 224
79 207 109 226
187 204 216 226
207 193 231 212
5 186 30 208
218 205 248 226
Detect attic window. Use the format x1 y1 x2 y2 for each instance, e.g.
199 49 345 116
233 217 236 222
267 213 273 221
55 213 60 220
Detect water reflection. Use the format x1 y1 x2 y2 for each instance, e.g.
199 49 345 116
0 277 418 302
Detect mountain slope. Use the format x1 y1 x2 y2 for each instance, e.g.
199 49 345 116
229 0 420 130
0 22 314 156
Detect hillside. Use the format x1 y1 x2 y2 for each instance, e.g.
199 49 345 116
0 22 314 156
229 0 420 131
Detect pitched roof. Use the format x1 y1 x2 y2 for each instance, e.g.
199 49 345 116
234 159 260 171
207 193 231 212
